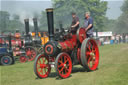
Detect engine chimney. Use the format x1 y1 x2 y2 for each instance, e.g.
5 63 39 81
46 8 54 40
59 21 62 30
24 19 30 36
59 21 64 32
8 35 12 50
33 18 39 37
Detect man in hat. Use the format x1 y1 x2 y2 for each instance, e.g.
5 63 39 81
71 12 80 34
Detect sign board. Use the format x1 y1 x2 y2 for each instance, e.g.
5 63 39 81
93 31 112 37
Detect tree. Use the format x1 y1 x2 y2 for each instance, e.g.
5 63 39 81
51 0 108 31
0 11 10 32
39 11 48 31
114 0 128 33
8 14 24 31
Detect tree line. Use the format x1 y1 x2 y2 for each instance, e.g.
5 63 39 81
1 0 127 34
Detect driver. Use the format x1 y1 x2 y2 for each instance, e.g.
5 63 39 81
71 12 80 34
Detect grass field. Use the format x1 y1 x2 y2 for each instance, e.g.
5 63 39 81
0 43 128 85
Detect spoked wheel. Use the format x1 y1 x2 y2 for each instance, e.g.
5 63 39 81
81 38 99 71
25 46 37 61
38 46 44 54
0 54 13 65
19 55 28 63
34 54 51 78
55 52 72 78
35 44 42 51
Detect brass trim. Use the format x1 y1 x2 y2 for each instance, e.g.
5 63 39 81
46 8 53 12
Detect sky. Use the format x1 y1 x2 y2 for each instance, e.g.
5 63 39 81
0 0 125 20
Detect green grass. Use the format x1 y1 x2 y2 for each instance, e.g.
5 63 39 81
0 43 128 85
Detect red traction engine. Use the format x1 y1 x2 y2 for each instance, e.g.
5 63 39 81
7 18 40 63
34 8 99 79
10 31 27 63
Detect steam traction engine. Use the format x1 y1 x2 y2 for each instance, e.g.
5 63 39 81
19 18 41 62
22 19 37 62
8 18 41 63
0 35 15 65
34 8 99 78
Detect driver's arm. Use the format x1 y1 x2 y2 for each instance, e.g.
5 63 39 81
71 21 80 28
85 24 92 31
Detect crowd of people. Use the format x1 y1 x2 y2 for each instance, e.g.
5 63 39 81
99 33 128 45
111 33 128 44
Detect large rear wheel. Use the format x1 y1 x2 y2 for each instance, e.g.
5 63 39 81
55 52 72 78
34 54 51 78
81 38 99 71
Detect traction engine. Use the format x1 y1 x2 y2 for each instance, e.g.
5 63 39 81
0 35 15 65
22 18 42 62
34 8 99 79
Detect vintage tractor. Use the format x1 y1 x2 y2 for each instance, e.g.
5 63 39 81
22 18 42 62
5 18 40 63
0 35 15 65
34 8 99 79
31 18 49 53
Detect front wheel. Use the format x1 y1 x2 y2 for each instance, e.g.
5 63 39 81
0 54 13 65
34 54 51 78
55 52 72 78
25 46 37 61
19 55 28 63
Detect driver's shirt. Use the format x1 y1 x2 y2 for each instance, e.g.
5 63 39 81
71 16 79 34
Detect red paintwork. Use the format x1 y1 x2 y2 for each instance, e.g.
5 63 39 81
0 38 4 44
77 48 81 64
77 28 86 43
11 39 22 47
59 34 77 52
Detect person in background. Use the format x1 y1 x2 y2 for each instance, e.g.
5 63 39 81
84 12 94 38
71 12 80 34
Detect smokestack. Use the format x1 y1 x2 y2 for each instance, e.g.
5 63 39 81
24 19 29 36
59 21 64 33
33 18 39 36
8 35 12 50
46 8 54 40
59 21 63 30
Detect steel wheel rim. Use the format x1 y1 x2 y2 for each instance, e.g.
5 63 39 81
86 39 99 70
56 53 72 78
36 54 51 78
26 47 36 61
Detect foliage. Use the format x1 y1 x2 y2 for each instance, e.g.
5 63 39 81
0 11 24 33
113 0 128 33
0 11 10 32
51 0 108 31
